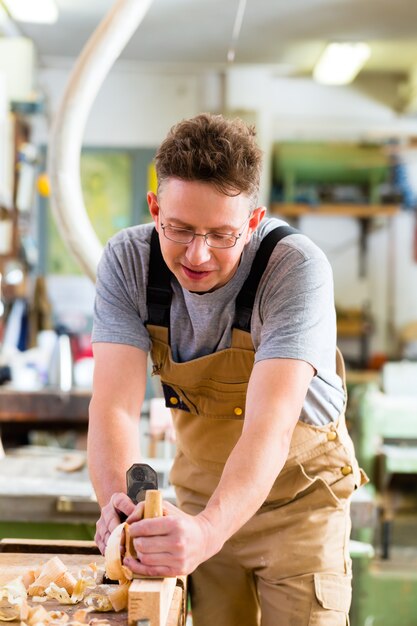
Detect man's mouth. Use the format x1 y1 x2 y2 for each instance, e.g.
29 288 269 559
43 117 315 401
181 265 212 280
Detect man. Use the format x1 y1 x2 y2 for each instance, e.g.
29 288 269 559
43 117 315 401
88 113 366 626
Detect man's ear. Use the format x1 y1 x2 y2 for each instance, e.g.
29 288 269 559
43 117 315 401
147 192 159 228
246 206 266 241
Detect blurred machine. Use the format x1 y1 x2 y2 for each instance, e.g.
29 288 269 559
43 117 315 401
271 141 391 205
349 370 417 626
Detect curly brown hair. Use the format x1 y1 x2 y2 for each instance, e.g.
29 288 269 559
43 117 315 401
155 113 263 206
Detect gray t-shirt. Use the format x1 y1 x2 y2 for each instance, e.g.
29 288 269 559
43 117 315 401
92 217 345 425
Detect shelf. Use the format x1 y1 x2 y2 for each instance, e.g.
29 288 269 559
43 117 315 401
270 203 400 218
345 370 381 386
337 317 372 338
0 388 91 424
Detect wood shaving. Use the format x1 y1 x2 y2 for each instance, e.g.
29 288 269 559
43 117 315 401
0 577 28 621
72 607 94 623
47 610 69 622
31 597 48 603
55 454 86 473
2 557 128 626
26 603 50 624
84 593 112 613
103 524 128 583
28 558 68 597
107 583 129 612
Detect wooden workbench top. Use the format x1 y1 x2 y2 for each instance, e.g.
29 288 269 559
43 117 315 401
0 550 102 586
0 550 129 624
0 542 184 626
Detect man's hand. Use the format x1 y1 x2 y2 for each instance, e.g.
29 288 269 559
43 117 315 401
95 492 136 555
124 501 219 577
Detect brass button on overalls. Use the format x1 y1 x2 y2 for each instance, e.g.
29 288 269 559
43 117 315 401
170 396 179 405
234 407 243 416
341 465 352 476
327 431 337 441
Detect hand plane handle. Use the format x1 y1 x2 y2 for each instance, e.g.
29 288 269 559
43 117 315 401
143 489 162 519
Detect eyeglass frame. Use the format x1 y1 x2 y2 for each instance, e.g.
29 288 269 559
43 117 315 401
157 204 253 249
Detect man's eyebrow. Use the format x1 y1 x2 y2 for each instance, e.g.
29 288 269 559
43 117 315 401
162 216 237 231
162 216 193 227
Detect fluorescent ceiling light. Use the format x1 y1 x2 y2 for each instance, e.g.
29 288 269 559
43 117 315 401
3 0 58 24
313 42 371 85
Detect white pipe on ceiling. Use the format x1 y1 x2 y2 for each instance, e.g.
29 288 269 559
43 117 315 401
48 0 153 281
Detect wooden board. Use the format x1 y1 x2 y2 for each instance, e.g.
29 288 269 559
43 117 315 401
128 578 177 626
0 538 100 554
0 545 184 626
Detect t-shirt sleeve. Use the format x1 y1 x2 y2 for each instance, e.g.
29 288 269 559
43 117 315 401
92 240 151 353
254 246 337 371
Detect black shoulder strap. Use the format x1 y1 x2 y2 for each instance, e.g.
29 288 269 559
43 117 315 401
234 225 299 332
146 228 173 328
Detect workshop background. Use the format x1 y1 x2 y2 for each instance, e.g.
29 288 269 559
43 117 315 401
1 1 417 625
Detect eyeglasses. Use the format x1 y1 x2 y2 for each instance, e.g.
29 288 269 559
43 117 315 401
158 206 252 249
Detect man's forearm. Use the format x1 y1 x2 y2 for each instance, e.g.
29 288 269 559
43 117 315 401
88 405 142 507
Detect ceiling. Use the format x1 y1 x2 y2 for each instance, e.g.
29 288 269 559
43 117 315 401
4 0 417 78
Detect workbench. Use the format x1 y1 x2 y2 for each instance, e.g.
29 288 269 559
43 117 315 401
0 539 185 626
0 389 150 448
0 446 175 540
0 388 91 448
0 446 97 540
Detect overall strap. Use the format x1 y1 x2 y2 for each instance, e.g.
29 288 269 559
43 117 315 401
146 228 173 328
234 225 299 332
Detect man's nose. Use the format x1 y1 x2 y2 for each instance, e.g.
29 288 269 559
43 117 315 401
185 234 212 265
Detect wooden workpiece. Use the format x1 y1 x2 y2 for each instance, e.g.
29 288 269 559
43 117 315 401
127 490 178 626
128 578 178 626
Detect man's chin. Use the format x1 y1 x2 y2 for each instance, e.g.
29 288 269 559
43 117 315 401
174 270 218 293
180 278 216 293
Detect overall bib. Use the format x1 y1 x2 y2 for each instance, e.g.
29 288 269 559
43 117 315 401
146 227 367 626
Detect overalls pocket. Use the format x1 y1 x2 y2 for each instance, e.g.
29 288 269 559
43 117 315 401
263 462 340 507
186 380 248 419
298 439 366 504
297 462 343 507
310 573 352 625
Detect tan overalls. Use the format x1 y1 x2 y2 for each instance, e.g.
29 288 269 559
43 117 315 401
146 227 367 626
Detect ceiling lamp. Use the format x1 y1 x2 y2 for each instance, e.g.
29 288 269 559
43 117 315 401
313 42 371 85
2 0 58 24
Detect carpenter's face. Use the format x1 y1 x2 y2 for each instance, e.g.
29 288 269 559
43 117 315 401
148 179 265 293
